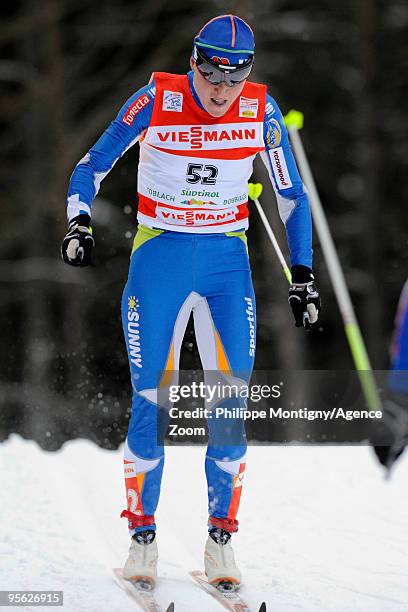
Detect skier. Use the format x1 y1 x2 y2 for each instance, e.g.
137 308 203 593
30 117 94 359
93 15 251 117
61 15 321 588
374 279 408 469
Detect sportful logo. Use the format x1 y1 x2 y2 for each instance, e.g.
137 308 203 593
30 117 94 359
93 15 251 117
127 296 142 368
122 95 150 126
270 147 292 189
151 125 258 150
245 297 255 357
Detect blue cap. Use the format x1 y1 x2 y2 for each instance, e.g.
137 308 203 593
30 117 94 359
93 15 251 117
194 15 254 66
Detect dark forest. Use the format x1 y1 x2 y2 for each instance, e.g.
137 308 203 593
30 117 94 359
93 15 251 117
1 0 407 449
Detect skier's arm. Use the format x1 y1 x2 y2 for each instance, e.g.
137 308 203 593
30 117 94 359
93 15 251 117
66 83 155 222
260 93 312 270
260 94 320 327
62 83 155 266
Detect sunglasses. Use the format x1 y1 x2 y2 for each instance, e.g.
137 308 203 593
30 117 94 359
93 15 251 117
195 47 254 88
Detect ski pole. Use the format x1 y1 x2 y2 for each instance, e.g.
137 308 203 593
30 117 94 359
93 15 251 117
248 182 292 284
284 109 381 411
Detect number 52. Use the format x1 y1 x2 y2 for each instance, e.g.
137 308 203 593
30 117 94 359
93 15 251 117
186 163 218 185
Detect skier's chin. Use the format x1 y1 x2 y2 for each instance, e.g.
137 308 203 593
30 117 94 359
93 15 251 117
206 98 230 117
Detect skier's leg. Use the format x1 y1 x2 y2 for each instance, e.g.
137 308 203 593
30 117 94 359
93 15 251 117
194 232 256 533
121 227 194 536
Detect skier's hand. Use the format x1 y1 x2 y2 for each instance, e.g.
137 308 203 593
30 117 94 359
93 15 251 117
61 214 94 267
373 393 408 469
288 265 321 329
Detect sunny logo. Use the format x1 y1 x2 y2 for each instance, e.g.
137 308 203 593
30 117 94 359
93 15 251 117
127 296 142 368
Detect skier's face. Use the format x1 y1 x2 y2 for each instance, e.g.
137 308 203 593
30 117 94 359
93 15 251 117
190 59 246 117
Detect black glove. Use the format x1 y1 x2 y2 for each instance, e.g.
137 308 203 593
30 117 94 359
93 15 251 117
61 214 94 267
288 265 321 329
373 393 408 470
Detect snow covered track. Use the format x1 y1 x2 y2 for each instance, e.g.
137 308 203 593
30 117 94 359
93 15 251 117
1 435 408 611
113 568 174 611
190 569 264 611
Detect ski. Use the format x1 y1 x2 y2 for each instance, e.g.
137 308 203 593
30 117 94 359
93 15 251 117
113 568 174 612
190 570 266 612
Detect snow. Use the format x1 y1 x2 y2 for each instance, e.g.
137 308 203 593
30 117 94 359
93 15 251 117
1 435 408 611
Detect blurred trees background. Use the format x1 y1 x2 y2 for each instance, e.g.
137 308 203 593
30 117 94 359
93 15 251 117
0 0 407 449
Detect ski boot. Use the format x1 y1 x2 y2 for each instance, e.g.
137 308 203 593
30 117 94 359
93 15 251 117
204 528 242 590
123 529 158 589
